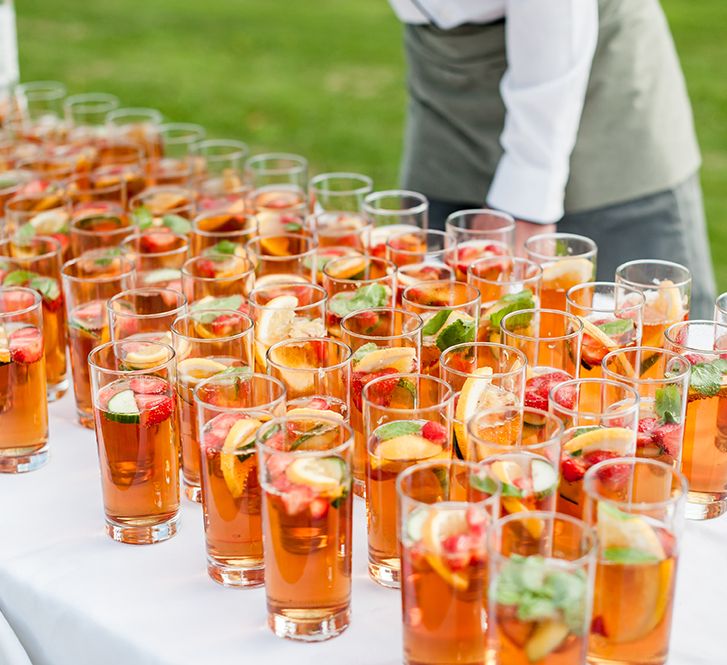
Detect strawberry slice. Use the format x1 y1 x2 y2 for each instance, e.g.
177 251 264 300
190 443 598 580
140 231 177 254
9 326 43 364
211 312 242 336
351 368 398 409
130 376 167 395
651 422 682 458
136 394 174 427
561 455 586 482
525 371 573 411
309 498 330 520
307 397 330 411
195 259 217 278
422 420 447 443
281 485 314 515
591 616 608 637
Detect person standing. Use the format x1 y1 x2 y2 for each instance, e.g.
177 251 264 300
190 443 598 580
389 0 716 317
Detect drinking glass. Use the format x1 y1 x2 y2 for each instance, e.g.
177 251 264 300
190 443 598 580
195 372 286 586
363 190 428 258
107 287 187 343
664 320 727 519
257 415 353 640
190 209 258 257
402 280 480 375
307 210 370 252
69 202 134 256
584 458 687 665
105 107 163 160
549 378 640 518
341 307 422 495
444 209 515 281
62 253 135 427
171 309 254 502
323 255 396 337
245 233 317 283
4 192 70 256
602 347 690 468
246 152 308 212
488 512 597 665
89 339 179 544
181 254 255 305
439 341 527 458
64 92 120 137
398 460 501 664
309 172 372 212
129 186 196 230
120 230 189 290
715 293 727 325
364 373 453 587
266 337 351 418
0 287 48 473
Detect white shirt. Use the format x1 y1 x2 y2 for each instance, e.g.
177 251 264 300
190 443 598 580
389 0 599 223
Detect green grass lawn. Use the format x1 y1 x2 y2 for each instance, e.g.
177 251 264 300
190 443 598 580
15 0 726 288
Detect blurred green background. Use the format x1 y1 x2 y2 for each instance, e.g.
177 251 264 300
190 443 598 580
16 0 726 287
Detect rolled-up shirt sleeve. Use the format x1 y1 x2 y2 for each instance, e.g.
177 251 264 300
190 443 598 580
487 0 599 223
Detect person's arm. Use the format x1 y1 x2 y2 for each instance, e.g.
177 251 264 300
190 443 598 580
487 0 599 225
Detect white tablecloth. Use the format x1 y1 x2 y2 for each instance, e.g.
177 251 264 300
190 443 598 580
0 394 725 665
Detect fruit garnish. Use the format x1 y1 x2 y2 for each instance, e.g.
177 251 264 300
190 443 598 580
8 326 43 364
285 456 347 496
484 289 535 329
420 508 471 590
68 300 106 336
105 388 141 424
328 283 390 318
256 294 298 345
177 357 228 385
123 342 171 370
372 421 444 468
326 256 368 280
643 279 683 323
428 310 476 352
563 426 635 456
524 370 572 411
286 407 344 422
597 503 665 561
141 268 181 285
27 208 70 234
136 394 174 427
495 554 587 659
259 235 290 257
541 258 593 290
221 418 262 497
352 344 416 373
688 358 727 397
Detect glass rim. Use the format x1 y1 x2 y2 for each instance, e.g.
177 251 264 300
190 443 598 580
583 457 688 511
565 281 646 315
107 287 188 320
0 169 34 194
601 346 692 385
444 207 515 231
0 234 63 262
248 281 327 310
615 259 692 290
15 80 67 98
548 378 641 420
5 192 68 214
0 286 42 317
159 121 206 138
467 255 543 286
396 458 502 509
61 254 136 284
361 372 453 413
322 255 396 284
362 189 428 217
308 171 373 195
63 92 120 114
245 152 308 175
523 232 597 261
716 292 727 315
340 307 423 341
190 138 249 157
500 308 584 341
401 279 480 311
255 414 354 458
120 231 190 258
266 336 352 373
245 233 318 261
181 254 254 281
466 406 564 454
193 371 286 414
488 511 598 567
88 339 175 376
664 319 727 353
170 309 254 343
129 185 195 207
105 106 163 125
439 342 528 381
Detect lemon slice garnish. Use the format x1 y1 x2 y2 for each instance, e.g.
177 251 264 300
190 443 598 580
541 258 593 290
221 418 262 498
563 427 635 455
354 346 416 373
177 357 227 385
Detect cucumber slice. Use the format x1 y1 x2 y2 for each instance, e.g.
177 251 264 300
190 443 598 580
105 389 141 424
532 459 558 497
405 507 429 544
142 268 181 285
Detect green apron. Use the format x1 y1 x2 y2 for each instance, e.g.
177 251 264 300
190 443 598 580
400 0 701 214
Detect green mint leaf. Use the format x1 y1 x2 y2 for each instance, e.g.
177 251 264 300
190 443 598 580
190 295 243 313
375 421 421 441
555 239 570 257
209 240 237 255
259 423 281 443
77 214 123 230
436 317 476 352
603 547 661 564
284 221 303 232
29 275 60 303
690 359 727 397
162 214 192 235
421 309 450 336
3 269 37 287
132 206 153 230
596 318 634 337
486 289 535 328
13 224 36 246
351 342 379 365
655 384 681 424
397 377 416 399
328 283 389 318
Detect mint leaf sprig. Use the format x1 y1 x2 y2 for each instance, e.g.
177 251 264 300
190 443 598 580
655 384 682 424
690 359 727 397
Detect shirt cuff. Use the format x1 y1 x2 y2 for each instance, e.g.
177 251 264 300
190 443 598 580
486 154 568 223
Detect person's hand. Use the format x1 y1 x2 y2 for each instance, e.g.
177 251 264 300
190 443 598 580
515 220 557 257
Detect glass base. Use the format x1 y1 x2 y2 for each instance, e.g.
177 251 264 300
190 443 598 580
0 446 48 473
268 606 350 642
368 560 400 588
47 378 69 402
353 478 365 499
184 480 202 503
686 491 727 520
105 513 179 545
207 559 264 588
587 656 666 665
77 409 95 429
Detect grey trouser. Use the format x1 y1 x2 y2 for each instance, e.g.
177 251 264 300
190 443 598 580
428 172 717 319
